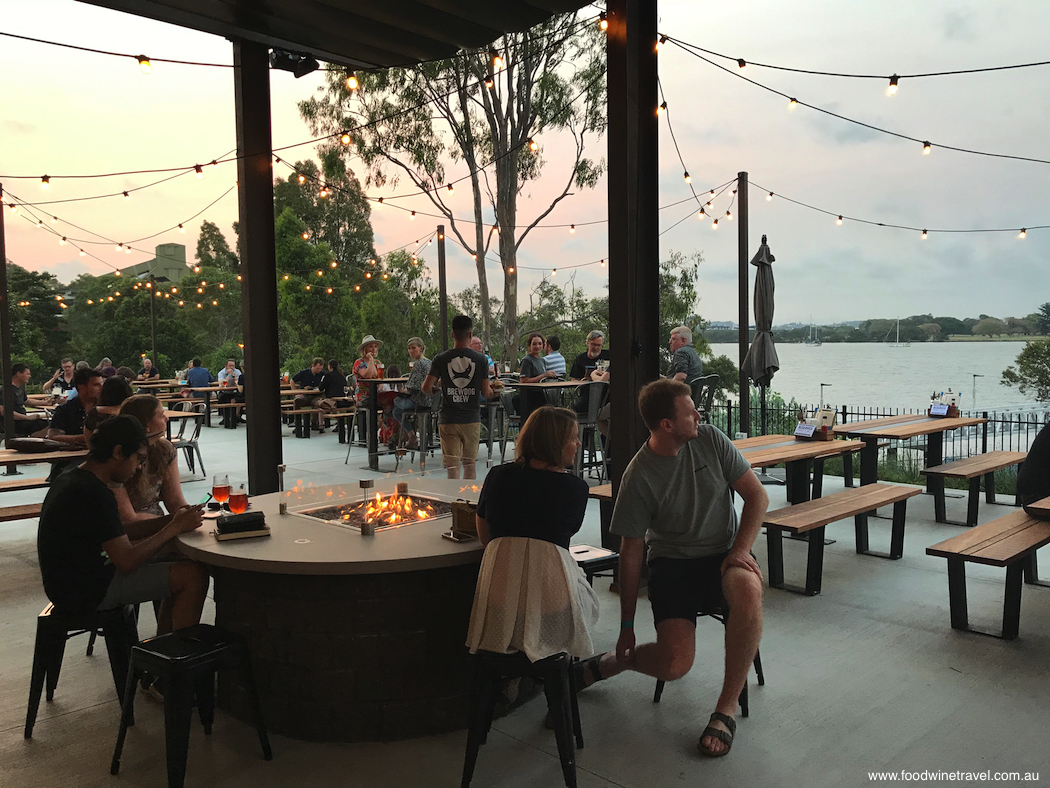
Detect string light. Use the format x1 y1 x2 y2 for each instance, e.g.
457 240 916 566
302 231 309 240
354 285 361 291
600 259 606 267
683 171 691 184
657 101 667 115
327 287 333 293
697 207 705 218
657 35 667 51
788 98 798 110
712 219 719 229
1019 228 1027 239
41 175 49 190
340 132 352 145
921 229 928 239
922 141 932 155
210 160 218 169
887 74 899 96
491 49 503 70
569 224 576 233
836 215 843 226
377 197 384 205
508 266 515 273
529 139 538 152
123 191 130 200
319 186 329 198
447 184 455 196
297 174 306 185
330 261 338 268
136 55 151 75
550 268 557 276
737 58 747 73
766 192 773 201
726 210 733 221
345 69 359 90
409 210 415 219
50 215 57 223
598 11 608 30
59 236 66 245
178 223 185 232
194 164 204 179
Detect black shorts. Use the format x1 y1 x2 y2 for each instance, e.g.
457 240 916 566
648 552 734 626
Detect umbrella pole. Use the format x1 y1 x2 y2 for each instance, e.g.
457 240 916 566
760 385 768 435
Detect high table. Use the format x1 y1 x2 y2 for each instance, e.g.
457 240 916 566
832 413 987 518
354 377 408 471
177 477 484 741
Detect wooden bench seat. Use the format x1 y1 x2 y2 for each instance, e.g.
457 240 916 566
926 509 1050 639
0 503 44 523
0 477 50 493
921 450 1026 527
285 408 322 439
764 483 923 595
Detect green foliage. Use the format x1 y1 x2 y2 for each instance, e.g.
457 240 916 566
195 220 239 274
5 264 69 377
1002 341 1050 401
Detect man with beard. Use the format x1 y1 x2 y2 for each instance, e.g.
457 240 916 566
423 315 494 479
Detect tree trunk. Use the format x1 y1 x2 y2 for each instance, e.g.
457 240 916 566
496 153 518 366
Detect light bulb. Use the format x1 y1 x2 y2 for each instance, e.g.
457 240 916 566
409 211 415 220
116 243 123 251
327 287 333 293
551 268 557 276
283 274 289 280
683 171 691 184
79 249 85 256
377 197 384 205
923 141 931 155
354 285 361 291
178 300 184 306
195 165 204 179
836 215 843 226
447 184 455 195
726 210 733 221
319 187 329 198
59 237 66 245
51 216 57 223
331 261 338 268
491 225 499 235
491 50 503 70
305 286 311 291
125 247 131 254
366 272 372 279
508 266 515 273
137 55 151 74
302 231 309 240
570 224 576 234
737 58 747 73
766 192 773 201
1019 228 1027 239
340 132 352 145
345 69 359 90
297 174 306 184
712 219 719 230
697 208 705 218
921 229 928 239
788 98 798 110
656 35 667 51
887 74 899 96
211 160 218 169
529 139 538 152
178 224 185 233
123 191 130 200
657 101 667 115
600 259 606 267
598 12 608 30
41 175 49 189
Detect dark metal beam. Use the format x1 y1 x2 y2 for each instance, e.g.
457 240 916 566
233 39 282 495
738 170 750 435
0 186 16 446
608 0 659 492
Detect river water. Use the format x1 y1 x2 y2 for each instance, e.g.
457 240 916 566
709 341 1039 412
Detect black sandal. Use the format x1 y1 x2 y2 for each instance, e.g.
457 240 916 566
697 712 736 758
573 653 606 692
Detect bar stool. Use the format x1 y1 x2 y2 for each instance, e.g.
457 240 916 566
25 603 139 738
110 624 272 788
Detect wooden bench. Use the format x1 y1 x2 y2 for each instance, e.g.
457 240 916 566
764 483 923 595
926 509 1050 639
211 401 244 429
0 477 50 493
325 408 357 444
0 503 44 523
921 450 1026 527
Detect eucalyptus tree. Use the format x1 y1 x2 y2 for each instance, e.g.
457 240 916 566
298 12 606 360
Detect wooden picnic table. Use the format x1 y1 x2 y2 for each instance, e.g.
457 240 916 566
832 413 987 487
733 434 864 504
0 447 88 476
164 409 202 440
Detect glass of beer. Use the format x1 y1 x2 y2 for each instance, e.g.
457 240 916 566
212 475 231 506
228 484 249 514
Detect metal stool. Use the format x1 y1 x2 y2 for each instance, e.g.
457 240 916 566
25 603 139 738
110 624 272 788
462 650 582 788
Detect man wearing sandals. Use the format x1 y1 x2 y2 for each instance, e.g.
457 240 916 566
587 378 767 757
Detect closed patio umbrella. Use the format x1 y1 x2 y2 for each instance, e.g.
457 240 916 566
741 235 780 433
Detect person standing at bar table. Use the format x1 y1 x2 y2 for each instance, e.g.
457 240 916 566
589 379 767 758
423 315 494 480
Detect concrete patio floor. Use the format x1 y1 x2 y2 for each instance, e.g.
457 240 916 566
2 422 1048 787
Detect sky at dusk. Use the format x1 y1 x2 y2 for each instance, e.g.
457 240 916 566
1 0 1048 326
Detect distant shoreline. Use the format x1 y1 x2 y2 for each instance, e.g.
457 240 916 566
709 335 1046 344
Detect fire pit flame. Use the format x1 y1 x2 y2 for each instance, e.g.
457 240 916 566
365 490 438 526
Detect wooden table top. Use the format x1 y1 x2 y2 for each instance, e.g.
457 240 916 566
832 413 987 440
0 447 88 465
164 409 200 419
733 435 864 467
1024 495 1050 518
588 483 612 501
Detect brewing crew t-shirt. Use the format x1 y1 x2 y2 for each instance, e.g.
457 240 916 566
37 467 126 613
430 348 489 424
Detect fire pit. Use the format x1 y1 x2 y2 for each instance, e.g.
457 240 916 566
297 490 453 532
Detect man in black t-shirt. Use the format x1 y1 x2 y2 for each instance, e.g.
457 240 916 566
423 315 495 479
293 357 327 431
569 330 611 413
136 357 160 380
37 416 208 632
1 363 49 436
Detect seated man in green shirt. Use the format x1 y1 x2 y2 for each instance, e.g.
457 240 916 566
579 378 767 758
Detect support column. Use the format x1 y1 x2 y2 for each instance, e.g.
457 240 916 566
233 40 282 495
737 171 750 435
0 185 16 445
608 0 660 492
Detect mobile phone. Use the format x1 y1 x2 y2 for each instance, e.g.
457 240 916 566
197 492 214 506
441 529 476 543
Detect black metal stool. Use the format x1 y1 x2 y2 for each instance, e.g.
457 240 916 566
110 624 272 788
462 650 582 788
25 603 139 738
652 608 765 717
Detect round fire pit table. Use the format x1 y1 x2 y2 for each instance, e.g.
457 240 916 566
177 478 484 742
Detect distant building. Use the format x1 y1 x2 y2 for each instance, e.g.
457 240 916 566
117 243 191 281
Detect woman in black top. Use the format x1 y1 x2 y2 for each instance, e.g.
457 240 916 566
475 406 586 549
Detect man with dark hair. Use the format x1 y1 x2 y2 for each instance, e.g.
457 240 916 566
185 358 213 389
1 364 49 435
423 315 495 479
544 335 566 377
47 367 104 447
37 415 208 634
293 357 327 431
597 378 767 758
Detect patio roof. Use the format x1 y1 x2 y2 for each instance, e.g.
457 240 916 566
75 0 593 68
